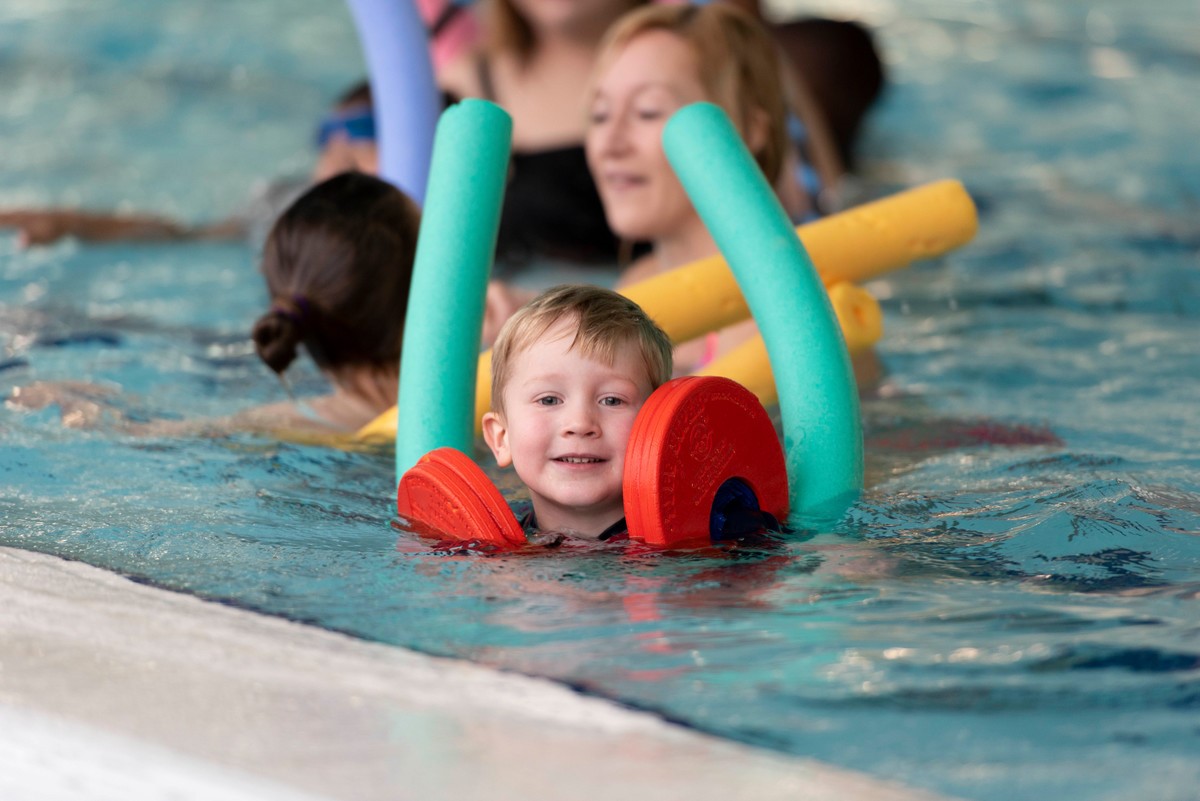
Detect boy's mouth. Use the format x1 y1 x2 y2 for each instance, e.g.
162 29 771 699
554 456 606 464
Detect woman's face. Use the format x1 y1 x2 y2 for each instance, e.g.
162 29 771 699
585 30 709 244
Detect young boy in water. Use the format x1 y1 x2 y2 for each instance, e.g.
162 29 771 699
481 284 673 540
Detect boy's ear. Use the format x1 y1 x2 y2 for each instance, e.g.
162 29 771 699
481 411 512 467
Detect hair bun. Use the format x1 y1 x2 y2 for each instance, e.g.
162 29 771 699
252 303 305 375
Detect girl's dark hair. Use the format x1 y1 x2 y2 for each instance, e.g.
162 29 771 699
337 80 372 108
252 171 420 376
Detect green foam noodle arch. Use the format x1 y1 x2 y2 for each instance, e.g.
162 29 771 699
663 102 863 523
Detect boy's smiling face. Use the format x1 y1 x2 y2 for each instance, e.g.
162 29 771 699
482 317 655 537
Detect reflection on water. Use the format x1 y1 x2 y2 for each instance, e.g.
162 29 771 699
3 1 1200 800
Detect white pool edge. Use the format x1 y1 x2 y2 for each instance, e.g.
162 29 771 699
0 546 952 801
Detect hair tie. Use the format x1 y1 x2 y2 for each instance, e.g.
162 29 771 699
271 294 312 329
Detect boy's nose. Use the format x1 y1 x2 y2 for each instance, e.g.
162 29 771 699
562 404 600 437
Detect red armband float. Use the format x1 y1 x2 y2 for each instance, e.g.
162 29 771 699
396 447 525 548
623 376 788 548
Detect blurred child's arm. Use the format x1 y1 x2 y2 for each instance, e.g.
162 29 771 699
6 381 121 428
0 208 246 247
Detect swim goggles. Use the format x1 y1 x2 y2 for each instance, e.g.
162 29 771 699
315 106 377 149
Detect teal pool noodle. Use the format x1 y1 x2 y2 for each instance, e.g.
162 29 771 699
663 102 862 523
395 100 512 481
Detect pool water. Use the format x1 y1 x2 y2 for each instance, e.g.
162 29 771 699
3 2 1199 800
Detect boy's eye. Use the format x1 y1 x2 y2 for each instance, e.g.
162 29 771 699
536 396 560 406
599 396 624 407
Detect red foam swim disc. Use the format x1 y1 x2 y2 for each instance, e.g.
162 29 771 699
396 447 526 548
624 376 788 547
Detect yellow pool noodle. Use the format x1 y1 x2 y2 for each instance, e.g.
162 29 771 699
617 178 974 346
695 282 883 408
356 179 976 442
828 281 885 354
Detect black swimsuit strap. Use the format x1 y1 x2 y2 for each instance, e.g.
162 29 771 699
474 53 497 103
519 508 628 541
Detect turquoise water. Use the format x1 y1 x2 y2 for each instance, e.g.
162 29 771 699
3 2 1199 800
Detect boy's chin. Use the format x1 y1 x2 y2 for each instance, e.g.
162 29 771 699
531 496 624 537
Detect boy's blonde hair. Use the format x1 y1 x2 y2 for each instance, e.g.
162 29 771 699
490 284 673 416
592 3 789 183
